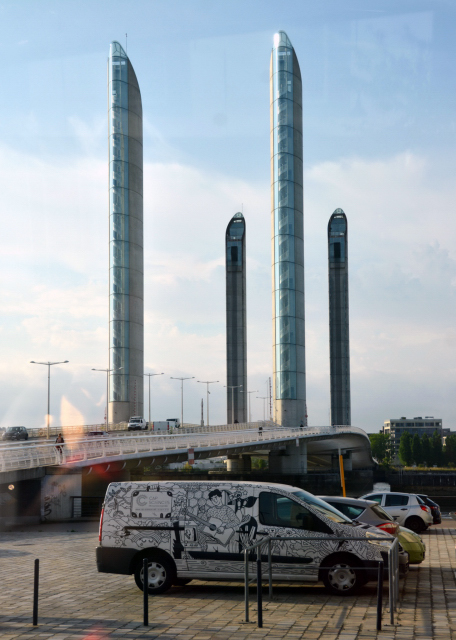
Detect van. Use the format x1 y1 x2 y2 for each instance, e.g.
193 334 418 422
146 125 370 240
96 481 393 596
127 417 148 431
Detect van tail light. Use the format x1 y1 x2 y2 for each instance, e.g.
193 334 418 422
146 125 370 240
376 522 399 536
420 505 430 513
99 507 104 543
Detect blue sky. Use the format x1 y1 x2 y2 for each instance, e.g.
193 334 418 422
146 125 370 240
0 0 455 431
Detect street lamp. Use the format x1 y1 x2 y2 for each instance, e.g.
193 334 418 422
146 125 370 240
256 396 268 422
30 360 69 440
144 372 164 428
224 385 242 424
197 380 219 427
170 376 195 427
241 390 258 423
92 367 123 431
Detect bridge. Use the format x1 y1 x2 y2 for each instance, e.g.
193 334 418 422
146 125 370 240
0 422 373 477
0 423 374 528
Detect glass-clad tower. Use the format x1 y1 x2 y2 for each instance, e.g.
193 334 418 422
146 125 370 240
108 41 144 423
328 209 351 426
225 213 247 423
270 31 306 428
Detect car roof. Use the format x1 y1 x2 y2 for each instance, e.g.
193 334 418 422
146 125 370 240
363 491 420 496
319 496 378 508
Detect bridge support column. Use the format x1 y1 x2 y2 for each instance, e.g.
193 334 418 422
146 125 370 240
226 454 252 472
269 441 307 475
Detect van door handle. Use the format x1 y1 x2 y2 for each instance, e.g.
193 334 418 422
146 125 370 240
400 508 408 510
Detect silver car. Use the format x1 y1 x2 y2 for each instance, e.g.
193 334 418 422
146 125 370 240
361 492 432 533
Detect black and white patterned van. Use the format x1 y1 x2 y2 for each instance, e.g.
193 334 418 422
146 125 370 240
96 480 393 596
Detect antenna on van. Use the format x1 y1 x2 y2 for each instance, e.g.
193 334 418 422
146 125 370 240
126 33 128 54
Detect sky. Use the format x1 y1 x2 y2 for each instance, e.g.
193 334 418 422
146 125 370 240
0 0 455 432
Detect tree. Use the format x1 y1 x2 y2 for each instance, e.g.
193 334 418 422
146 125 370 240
431 430 443 467
398 431 413 466
445 434 456 466
412 434 422 465
421 434 430 466
369 433 391 464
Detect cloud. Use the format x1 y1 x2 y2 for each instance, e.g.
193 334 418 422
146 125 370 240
0 144 454 430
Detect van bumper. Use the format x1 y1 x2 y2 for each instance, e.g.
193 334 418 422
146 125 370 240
96 546 137 575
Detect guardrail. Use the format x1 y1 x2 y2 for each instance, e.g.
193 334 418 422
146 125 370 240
243 535 400 629
0 424 371 474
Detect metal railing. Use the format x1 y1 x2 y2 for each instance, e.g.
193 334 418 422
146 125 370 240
243 535 400 629
0 424 370 473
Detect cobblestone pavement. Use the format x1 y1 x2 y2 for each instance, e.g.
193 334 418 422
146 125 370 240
0 521 455 639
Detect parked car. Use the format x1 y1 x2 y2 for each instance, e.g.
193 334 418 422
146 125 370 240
397 527 426 564
361 492 432 533
320 496 400 536
320 495 422 566
417 495 442 524
97 480 398 597
87 430 109 438
2 426 28 441
127 417 148 431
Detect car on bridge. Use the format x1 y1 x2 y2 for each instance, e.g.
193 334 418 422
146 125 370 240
2 426 28 441
127 417 148 431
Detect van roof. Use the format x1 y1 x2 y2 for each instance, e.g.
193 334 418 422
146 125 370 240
106 479 306 494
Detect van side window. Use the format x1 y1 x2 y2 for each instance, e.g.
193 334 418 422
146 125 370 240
259 492 332 533
365 494 382 504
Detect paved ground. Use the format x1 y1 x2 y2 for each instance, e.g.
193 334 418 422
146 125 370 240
0 521 455 639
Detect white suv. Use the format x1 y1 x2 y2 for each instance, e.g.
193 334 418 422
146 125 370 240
127 417 148 431
361 492 432 533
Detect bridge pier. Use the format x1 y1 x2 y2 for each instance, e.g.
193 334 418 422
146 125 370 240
226 454 252 472
269 440 307 474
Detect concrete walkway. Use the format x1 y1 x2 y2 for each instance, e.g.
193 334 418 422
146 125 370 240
0 521 454 639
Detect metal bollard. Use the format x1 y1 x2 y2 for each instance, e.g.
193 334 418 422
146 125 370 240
256 553 263 628
143 558 149 626
377 561 383 631
33 559 39 626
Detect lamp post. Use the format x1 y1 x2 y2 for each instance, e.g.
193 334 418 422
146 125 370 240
197 380 219 427
144 372 164 428
256 396 268 422
170 376 195 427
224 385 242 424
92 367 123 431
30 360 69 439
241 390 258 423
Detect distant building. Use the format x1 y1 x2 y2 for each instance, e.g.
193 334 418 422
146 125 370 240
108 41 144 423
225 212 247 423
383 417 443 457
328 209 351 426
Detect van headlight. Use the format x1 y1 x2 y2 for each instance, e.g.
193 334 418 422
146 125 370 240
366 531 393 547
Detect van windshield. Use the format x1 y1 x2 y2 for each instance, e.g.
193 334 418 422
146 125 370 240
292 491 353 524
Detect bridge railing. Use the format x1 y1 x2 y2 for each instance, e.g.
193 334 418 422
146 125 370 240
0 424 370 473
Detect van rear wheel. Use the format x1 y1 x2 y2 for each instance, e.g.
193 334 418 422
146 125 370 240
134 555 175 595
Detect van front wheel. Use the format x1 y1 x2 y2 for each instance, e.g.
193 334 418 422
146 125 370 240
321 557 364 596
134 555 175 595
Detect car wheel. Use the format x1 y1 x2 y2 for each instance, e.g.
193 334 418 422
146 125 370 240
405 516 426 533
134 555 175 595
321 556 365 596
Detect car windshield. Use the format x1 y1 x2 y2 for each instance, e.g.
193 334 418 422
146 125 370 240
292 491 353 524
